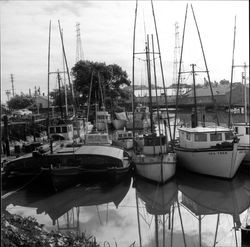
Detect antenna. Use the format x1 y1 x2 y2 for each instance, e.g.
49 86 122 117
10 74 15 97
76 22 84 63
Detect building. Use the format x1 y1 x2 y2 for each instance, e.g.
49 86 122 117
31 95 53 109
179 83 249 108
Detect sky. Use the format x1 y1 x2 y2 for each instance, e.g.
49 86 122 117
1 0 249 103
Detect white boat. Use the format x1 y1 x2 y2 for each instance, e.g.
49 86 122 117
131 34 176 184
174 126 247 178
134 134 176 183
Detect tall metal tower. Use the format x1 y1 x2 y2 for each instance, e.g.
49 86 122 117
172 22 181 86
75 22 84 63
5 90 11 101
10 74 15 96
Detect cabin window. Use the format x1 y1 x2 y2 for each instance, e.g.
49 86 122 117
56 127 61 133
246 127 250 135
50 127 55 134
225 132 234 140
235 127 238 133
118 134 123 138
210 133 222 141
128 133 132 138
194 133 207 142
186 132 191 140
62 126 67 133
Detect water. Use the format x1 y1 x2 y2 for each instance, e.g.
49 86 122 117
2 168 250 247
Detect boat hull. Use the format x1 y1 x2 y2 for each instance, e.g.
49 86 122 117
174 143 247 178
134 152 176 184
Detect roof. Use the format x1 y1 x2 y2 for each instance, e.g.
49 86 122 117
185 85 231 97
75 145 124 160
178 126 232 133
185 84 249 98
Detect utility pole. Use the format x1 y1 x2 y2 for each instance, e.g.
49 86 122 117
10 74 15 97
76 22 84 63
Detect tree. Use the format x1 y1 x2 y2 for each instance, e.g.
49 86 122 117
49 85 74 107
7 95 34 110
71 60 131 111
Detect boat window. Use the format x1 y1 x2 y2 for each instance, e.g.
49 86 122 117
186 132 191 140
235 127 238 133
128 133 132 138
118 134 123 138
210 133 222 141
246 127 250 135
62 126 67 133
50 127 55 134
225 132 234 140
56 127 61 133
194 133 207 142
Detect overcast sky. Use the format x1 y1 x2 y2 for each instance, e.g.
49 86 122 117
1 0 249 103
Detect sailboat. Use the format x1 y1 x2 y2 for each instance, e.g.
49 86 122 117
173 5 247 178
131 1 176 184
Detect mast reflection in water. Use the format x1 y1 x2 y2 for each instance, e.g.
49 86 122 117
3 169 250 246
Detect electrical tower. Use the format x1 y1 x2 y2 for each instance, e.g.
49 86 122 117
5 90 11 101
75 22 84 63
172 22 180 85
172 22 185 95
10 74 15 97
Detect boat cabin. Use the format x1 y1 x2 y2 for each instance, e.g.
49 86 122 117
234 123 250 145
96 111 111 124
178 126 235 149
85 132 112 145
49 124 74 141
114 130 133 140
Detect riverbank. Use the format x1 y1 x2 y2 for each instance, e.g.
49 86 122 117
1 211 99 247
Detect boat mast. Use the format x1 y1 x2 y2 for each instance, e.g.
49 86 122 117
191 64 198 127
132 0 138 141
151 34 163 153
58 20 77 116
47 20 51 142
228 16 237 128
57 70 64 119
191 4 219 126
151 0 173 141
146 35 154 134
173 4 188 141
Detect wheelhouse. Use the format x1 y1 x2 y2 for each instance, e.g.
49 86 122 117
178 126 235 149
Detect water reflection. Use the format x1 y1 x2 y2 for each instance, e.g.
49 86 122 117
134 176 178 247
133 171 250 247
177 171 250 247
3 170 250 246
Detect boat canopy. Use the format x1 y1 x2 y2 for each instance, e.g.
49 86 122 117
75 145 124 160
